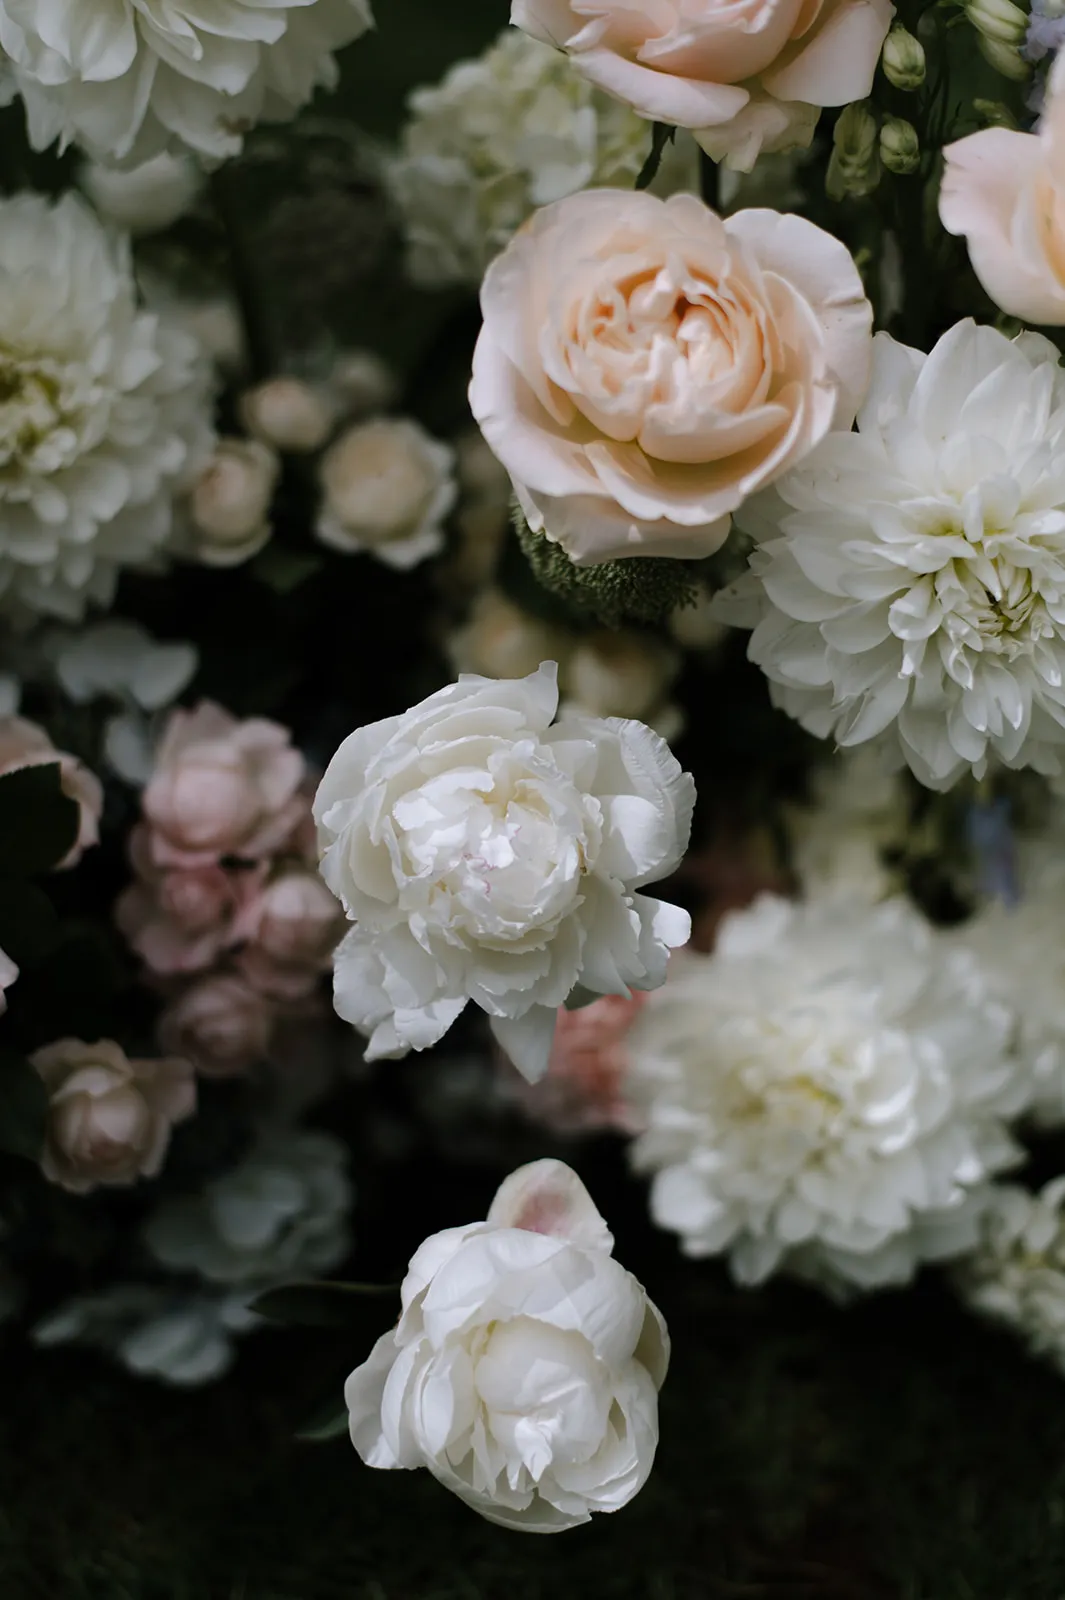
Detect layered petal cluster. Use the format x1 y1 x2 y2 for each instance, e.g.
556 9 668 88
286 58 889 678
0 193 214 621
469 189 872 566
385 28 697 288
955 1179 1065 1375
512 0 893 172
0 0 374 164
940 51 1065 325
313 664 694 1083
626 895 1027 1293
345 1159 668 1531
716 322 1065 789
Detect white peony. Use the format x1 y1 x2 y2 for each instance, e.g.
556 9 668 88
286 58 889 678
34 1285 259 1385
0 0 374 165
385 28 697 288
955 1179 1065 1375
142 1131 352 1289
786 745 909 903
715 321 1065 789
314 664 694 1083
0 192 214 622
346 1158 669 1532
626 894 1027 1293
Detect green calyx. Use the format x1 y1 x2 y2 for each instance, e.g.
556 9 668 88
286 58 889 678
513 506 700 628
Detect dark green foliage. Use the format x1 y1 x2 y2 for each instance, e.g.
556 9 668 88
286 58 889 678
0 764 80 878
513 510 700 629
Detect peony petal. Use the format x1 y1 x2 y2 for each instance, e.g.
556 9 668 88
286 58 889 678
487 1159 615 1253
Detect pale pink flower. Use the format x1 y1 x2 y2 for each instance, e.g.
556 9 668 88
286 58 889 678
232 868 343 999
157 973 275 1077
0 715 103 869
143 702 305 869
32 1038 195 1194
508 993 648 1135
469 189 872 566
115 826 264 976
512 0 893 172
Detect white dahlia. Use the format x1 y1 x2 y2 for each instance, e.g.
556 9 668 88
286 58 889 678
0 192 214 622
626 894 1027 1293
0 0 374 164
385 28 697 288
955 1179 1065 1375
716 321 1065 790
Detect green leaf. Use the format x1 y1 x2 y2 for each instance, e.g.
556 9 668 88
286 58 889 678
0 764 80 877
296 1395 351 1444
0 879 60 968
251 1279 399 1328
252 546 323 595
0 1049 48 1161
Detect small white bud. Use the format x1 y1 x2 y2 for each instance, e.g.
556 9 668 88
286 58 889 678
826 104 880 200
966 0 1028 45
881 26 926 91
239 377 335 454
879 116 920 175
976 33 1031 77
316 418 456 569
81 152 203 235
324 350 398 419
186 438 279 567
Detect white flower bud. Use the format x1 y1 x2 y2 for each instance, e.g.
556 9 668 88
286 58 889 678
80 152 203 234
881 26 926 90
186 438 279 567
324 350 398 419
238 377 335 454
564 630 679 723
826 103 880 200
316 417 456 570
879 116 920 175
448 590 573 681
976 33 1031 77
972 98 1019 128
967 0 1028 45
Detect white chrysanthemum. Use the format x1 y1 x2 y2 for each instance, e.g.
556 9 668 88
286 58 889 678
142 1131 352 1288
955 1179 1065 1374
787 745 909 903
0 0 374 164
385 28 697 287
626 894 1027 1294
33 1285 258 1385
716 321 1065 790
0 193 214 622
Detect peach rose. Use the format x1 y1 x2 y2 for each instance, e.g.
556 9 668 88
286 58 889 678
116 826 264 976
508 994 648 1135
469 189 872 566
32 1038 195 1194
143 702 306 869
158 973 275 1077
940 53 1065 325
512 0 894 172
0 716 103 869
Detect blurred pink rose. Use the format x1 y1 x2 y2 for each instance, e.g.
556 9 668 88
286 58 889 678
157 972 275 1077
0 715 103 869
235 868 342 972
116 827 265 975
508 994 648 1136
513 0 893 172
940 53 1065 325
470 190 872 566
142 702 306 869
0 946 18 1015
32 1038 195 1194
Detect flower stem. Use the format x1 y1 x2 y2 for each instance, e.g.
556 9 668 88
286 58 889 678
210 164 273 383
634 123 675 190
699 148 719 210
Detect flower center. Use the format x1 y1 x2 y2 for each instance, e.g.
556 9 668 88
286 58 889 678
0 349 71 475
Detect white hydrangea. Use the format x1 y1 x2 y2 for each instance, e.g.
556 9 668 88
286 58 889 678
955 1179 1065 1375
716 321 1065 790
787 745 909 903
34 1286 259 1385
0 193 215 622
0 0 374 164
142 1131 352 1289
385 28 697 287
626 894 1027 1294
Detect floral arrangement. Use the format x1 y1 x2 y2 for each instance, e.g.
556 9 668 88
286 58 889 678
6 0 1065 1555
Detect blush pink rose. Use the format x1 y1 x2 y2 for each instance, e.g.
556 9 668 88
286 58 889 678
940 53 1065 325
0 716 103 869
512 0 894 172
157 973 275 1077
143 702 306 869
32 1038 196 1194
508 994 648 1135
116 827 265 976
469 189 873 566
232 868 343 999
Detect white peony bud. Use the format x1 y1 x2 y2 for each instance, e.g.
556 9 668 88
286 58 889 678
345 1158 669 1531
238 378 336 454
186 439 280 567
316 418 456 570
80 152 204 234
879 116 920 175
881 26 926 90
